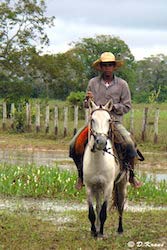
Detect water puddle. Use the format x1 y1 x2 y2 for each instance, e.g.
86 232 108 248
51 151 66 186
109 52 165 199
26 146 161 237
1 197 166 213
0 148 166 182
0 148 70 166
0 148 166 166
0 197 166 226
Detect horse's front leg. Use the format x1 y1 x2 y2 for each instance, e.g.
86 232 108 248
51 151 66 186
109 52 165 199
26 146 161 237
99 200 107 236
87 190 97 237
88 202 97 237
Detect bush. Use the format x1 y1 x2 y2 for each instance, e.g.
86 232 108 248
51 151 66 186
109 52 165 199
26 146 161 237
67 91 85 107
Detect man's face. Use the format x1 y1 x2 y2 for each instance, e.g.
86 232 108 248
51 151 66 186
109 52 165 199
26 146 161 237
100 62 116 75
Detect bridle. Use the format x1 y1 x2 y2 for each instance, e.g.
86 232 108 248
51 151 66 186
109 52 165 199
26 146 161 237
88 108 114 152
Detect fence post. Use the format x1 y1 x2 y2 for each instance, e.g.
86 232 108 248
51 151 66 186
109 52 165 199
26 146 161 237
26 103 32 131
54 106 58 136
35 103 40 133
63 107 68 137
2 102 7 130
10 103 15 129
45 105 50 134
130 109 134 135
141 107 148 141
154 108 159 144
73 105 78 135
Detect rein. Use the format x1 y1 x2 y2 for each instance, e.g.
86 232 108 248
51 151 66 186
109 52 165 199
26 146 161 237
90 106 111 116
102 147 128 184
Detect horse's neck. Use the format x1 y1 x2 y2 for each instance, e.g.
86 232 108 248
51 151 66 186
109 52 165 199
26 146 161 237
85 136 120 179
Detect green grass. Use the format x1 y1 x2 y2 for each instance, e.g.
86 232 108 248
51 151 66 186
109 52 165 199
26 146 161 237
0 163 85 201
0 163 166 205
128 173 167 205
0 160 166 249
0 209 166 250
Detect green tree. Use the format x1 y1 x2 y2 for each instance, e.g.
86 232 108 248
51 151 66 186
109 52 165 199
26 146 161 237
28 52 85 100
48 35 136 100
0 0 54 69
0 0 54 100
71 35 135 76
135 54 167 103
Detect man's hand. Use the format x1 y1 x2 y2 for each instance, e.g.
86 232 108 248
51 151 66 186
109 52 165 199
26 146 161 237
84 91 94 108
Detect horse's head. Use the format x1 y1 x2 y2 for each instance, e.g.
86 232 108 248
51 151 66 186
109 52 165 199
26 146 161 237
88 100 114 151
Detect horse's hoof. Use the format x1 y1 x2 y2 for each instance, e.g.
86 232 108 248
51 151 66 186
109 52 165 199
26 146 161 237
117 229 123 235
91 231 97 238
97 233 108 239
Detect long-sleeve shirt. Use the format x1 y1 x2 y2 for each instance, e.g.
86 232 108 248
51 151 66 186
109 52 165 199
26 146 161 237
84 75 132 122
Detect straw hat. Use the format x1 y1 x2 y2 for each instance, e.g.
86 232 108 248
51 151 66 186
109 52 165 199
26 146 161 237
92 52 124 71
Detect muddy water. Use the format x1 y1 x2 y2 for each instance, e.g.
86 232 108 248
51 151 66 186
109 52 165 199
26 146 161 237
0 148 166 181
0 196 166 229
0 148 70 166
0 197 166 213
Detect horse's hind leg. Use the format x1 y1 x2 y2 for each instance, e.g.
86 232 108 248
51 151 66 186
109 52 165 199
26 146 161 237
118 213 123 234
115 178 127 234
95 193 101 232
115 185 124 233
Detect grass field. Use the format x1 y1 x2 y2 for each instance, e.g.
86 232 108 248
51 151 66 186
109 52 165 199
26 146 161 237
0 208 166 250
0 163 166 250
0 101 166 249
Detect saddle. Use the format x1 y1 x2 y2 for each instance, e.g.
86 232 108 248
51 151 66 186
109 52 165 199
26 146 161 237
73 125 144 162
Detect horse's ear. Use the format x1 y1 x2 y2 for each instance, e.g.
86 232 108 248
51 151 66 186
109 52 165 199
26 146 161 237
89 100 97 112
104 99 113 111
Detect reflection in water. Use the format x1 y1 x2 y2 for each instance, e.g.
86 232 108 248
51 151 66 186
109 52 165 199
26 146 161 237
0 148 70 166
139 170 167 182
0 197 166 215
0 148 166 182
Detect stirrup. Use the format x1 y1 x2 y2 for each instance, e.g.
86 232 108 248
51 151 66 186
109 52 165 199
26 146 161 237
137 149 145 161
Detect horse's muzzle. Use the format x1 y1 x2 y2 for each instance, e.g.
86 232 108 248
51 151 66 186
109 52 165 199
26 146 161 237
94 134 107 151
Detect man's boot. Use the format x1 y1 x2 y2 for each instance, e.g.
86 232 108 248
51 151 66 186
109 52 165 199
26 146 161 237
129 157 142 188
69 126 89 190
72 154 84 190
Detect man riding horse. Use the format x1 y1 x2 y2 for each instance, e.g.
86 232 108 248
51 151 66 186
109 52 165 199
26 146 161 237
70 52 143 190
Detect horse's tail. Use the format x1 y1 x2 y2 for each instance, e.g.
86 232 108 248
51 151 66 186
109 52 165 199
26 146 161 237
110 176 127 211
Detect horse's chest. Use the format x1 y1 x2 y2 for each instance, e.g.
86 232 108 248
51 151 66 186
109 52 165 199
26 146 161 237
84 153 115 179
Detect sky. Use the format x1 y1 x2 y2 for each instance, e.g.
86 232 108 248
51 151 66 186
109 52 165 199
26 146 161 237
44 0 167 60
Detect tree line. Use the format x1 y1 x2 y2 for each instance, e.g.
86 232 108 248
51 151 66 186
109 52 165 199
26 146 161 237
0 0 166 106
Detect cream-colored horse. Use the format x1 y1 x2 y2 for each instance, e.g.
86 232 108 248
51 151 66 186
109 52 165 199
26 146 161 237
83 100 127 237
